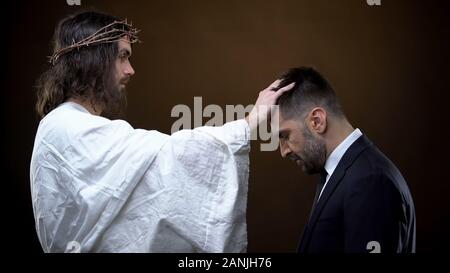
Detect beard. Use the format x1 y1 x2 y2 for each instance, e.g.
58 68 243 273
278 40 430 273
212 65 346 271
100 77 128 119
297 125 327 175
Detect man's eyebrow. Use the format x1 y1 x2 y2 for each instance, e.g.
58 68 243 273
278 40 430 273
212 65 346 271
119 49 132 56
278 129 288 138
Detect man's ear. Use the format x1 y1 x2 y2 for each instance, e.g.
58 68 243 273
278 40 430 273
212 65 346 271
307 107 327 134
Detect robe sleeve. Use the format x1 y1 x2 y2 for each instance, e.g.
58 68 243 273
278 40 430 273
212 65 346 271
153 119 251 252
92 120 251 252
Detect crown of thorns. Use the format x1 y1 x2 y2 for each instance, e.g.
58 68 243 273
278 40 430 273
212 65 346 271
49 19 140 65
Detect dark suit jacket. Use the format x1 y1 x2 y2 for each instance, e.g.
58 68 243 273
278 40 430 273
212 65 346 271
298 135 416 253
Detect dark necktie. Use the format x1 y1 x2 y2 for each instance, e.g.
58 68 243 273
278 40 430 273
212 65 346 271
309 169 328 220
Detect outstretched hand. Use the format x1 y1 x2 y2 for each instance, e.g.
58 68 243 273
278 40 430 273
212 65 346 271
246 80 295 132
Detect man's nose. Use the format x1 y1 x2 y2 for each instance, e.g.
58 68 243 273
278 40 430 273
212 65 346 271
125 63 135 76
280 141 291 158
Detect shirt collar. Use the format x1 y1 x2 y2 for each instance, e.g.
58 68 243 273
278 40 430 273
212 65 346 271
323 128 363 177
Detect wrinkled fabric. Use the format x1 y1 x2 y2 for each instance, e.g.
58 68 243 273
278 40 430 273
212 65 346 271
30 102 250 253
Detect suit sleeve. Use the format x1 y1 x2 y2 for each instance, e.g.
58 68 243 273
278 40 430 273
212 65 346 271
343 173 402 253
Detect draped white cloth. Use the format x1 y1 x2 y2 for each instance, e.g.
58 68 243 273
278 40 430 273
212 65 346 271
30 102 250 253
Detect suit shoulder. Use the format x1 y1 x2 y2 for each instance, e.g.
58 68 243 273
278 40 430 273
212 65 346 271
344 145 412 199
348 145 400 179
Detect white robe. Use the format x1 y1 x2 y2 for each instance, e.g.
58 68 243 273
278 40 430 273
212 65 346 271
30 102 250 253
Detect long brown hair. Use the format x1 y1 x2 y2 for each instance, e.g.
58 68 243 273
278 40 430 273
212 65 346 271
36 11 128 119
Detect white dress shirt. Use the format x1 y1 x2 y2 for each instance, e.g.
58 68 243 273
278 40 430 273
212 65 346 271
318 129 363 201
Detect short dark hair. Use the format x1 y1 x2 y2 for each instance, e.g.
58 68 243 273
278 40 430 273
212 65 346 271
276 67 345 120
35 11 130 118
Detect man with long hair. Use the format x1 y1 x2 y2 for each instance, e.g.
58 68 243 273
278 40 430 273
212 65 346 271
31 11 293 253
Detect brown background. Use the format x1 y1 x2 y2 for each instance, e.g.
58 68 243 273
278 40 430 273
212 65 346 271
4 0 450 252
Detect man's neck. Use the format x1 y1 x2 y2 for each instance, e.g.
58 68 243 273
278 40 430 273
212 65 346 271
325 118 355 159
68 98 102 116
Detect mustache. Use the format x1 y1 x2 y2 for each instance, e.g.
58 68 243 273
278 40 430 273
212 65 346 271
120 76 131 84
288 153 302 162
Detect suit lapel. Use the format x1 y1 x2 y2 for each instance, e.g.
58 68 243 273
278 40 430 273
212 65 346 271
299 135 373 252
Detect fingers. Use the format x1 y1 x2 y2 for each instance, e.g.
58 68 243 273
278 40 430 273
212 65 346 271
277 82 295 93
274 82 295 98
267 79 282 90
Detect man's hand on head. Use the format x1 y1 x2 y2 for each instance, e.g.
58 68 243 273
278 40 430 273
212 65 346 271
245 80 295 133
